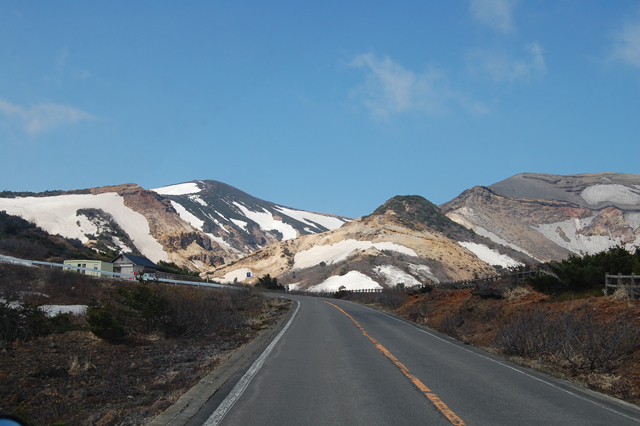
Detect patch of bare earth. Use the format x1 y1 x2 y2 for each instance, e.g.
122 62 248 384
0 300 290 426
396 287 640 406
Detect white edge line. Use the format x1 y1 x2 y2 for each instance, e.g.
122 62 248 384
203 300 301 426
365 305 640 423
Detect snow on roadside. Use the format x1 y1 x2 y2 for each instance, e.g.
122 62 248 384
233 202 298 240
374 265 421 287
293 239 417 270
151 182 201 196
309 271 381 292
0 193 168 263
273 206 348 231
458 242 522 268
40 305 87 317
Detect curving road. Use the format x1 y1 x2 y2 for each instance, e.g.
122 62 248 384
186 295 640 426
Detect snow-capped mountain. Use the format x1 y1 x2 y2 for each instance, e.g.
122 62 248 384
441 173 640 262
0 181 350 271
207 195 534 290
151 180 349 256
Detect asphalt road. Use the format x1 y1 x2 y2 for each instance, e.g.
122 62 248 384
189 295 640 426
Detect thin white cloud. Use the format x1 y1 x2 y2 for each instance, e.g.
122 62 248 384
0 99 95 136
467 42 546 82
348 53 486 119
45 47 90 83
55 48 69 75
610 15 640 69
469 0 519 34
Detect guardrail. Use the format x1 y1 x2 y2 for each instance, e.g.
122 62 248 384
432 269 541 290
604 273 640 296
0 254 233 290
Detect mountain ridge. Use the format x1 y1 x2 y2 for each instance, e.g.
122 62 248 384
2 172 639 291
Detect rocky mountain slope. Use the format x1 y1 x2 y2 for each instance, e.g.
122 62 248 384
0 181 349 271
441 173 640 262
207 196 534 290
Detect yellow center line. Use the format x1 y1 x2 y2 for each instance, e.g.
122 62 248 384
324 301 466 426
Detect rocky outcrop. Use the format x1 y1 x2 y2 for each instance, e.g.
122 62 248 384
441 173 640 262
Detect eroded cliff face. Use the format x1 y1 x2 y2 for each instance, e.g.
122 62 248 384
580 207 638 243
111 185 237 270
441 173 640 262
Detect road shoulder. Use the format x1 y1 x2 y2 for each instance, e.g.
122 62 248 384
147 297 295 426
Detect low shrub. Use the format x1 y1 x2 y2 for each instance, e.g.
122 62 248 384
494 307 640 372
255 274 283 291
0 300 76 343
528 246 640 295
86 299 128 343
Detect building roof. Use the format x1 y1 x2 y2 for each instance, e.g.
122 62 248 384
112 253 159 269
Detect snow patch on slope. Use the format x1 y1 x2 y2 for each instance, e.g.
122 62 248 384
170 201 235 251
221 268 252 284
189 195 208 206
310 271 381 292
581 185 640 206
625 212 640 231
151 182 201 196
230 218 249 233
458 242 522 268
374 265 421 287
293 239 417 270
534 218 636 255
273 206 348 231
408 264 440 284
233 202 298 240
474 226 538 260
0 193 168 263
170 201 204 229
41 305 87 317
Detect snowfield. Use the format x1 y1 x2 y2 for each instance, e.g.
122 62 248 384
40 305 87 317
170 201 236 252
534 218 637 255
310 271 382 292
626 212 640 231
581 184 640 206
230 218 249 233
170 200 205 230
408 264 440 284
0 193 168 263
474 225 538 260
293 239 418 270
189 195 208 206
151 182 201 196
221 268 252 284
233 202 298 240
374 265 421 287
273 206 348 230
458 242 522 268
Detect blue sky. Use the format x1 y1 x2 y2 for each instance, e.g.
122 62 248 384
1 1 639 218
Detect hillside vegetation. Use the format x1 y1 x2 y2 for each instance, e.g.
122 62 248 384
0 262 289 426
